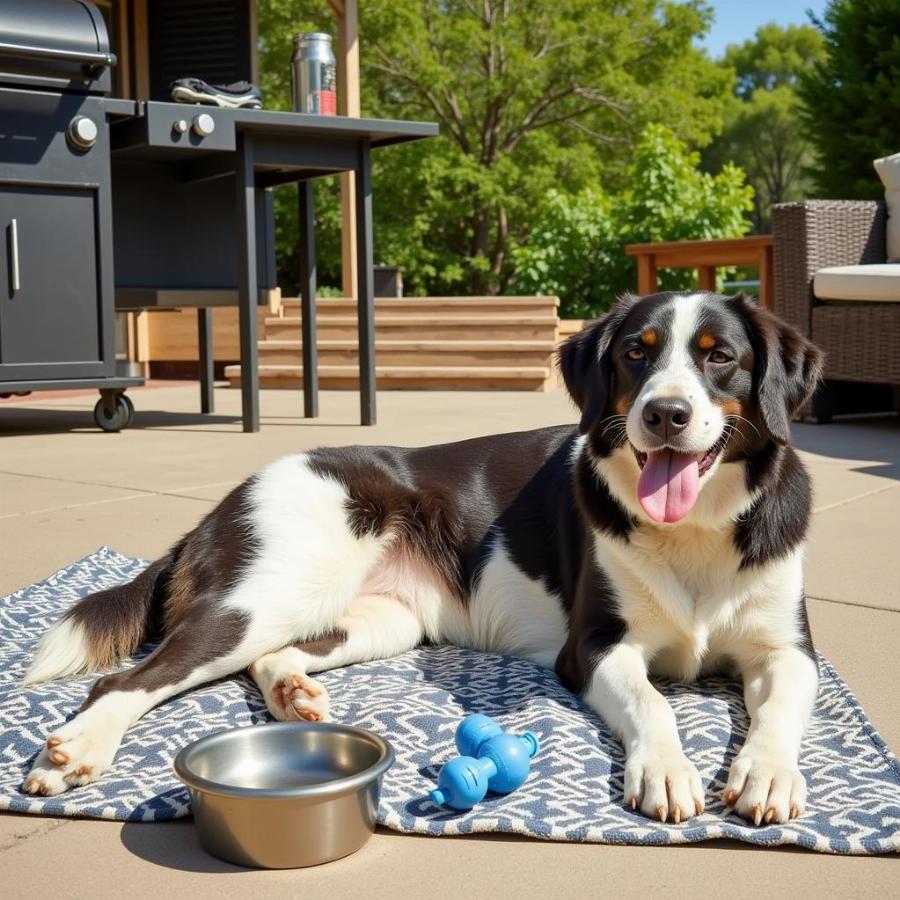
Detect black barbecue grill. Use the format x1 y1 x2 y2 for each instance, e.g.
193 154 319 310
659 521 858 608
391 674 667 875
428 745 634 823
0 0 437 432
0 0 142 430
0 0 115 93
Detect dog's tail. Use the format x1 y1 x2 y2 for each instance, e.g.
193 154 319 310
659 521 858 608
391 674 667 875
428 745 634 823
21 553 174 685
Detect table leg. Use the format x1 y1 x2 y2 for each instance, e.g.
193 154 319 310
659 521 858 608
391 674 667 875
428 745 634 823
198 307 214 414
298 180 318 418
637 254 657 296
235 132 260 433
355 140 376 426
698 265 717 293
759 246 775 308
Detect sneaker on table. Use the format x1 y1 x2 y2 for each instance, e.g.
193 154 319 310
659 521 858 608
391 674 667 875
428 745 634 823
170 78 263 109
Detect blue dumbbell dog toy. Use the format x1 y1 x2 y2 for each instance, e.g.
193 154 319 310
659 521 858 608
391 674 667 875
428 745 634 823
430 714 540 810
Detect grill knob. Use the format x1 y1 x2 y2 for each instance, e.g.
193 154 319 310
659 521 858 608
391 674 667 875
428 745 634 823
67 116 98 150
172 119 188 134
191 113 215 137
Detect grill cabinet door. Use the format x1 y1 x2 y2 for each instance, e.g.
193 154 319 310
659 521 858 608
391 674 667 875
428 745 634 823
0 90 114 382
0 185 104 371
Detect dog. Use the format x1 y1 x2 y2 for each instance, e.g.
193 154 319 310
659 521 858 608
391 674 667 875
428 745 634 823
21 290 823 826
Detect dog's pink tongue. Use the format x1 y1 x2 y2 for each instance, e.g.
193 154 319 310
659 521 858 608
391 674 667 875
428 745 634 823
637 450 700 524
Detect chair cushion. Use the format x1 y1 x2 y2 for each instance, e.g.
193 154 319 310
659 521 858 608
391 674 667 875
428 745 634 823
874 152 900 262
814 264 900 302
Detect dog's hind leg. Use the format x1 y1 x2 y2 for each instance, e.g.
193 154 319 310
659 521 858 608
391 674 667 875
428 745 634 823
250 594 424 723
21 600 263 796
22 457 394 796
23 566 394 795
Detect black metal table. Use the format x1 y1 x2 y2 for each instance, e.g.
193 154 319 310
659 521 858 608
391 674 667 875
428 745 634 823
111 103 437 432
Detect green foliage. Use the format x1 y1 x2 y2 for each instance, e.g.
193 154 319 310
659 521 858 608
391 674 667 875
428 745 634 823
509 189 618 319
703 24 825 230
257 0 731 296
513 125 753 318
799 0 900 200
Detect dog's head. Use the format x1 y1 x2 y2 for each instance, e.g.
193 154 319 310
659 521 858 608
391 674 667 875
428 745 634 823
559 291 823 525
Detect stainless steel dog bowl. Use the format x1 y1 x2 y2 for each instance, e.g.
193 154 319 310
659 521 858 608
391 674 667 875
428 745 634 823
173 722 394 869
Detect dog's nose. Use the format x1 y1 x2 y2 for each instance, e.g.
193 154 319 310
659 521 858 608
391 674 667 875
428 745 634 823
642 397 693 439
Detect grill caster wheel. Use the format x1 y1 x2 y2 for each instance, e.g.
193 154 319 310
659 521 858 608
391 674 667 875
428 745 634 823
94 393 133 432
120 393 135 426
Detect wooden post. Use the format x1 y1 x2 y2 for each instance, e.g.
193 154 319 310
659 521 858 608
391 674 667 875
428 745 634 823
132 0 150 100
698 265 717 293
636 253 657 296
248 0 260 86
334 0 360 299
113 0 132 97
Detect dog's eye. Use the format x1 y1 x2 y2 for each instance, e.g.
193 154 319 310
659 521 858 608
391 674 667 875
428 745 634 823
625 348 646 361
708 350 731 364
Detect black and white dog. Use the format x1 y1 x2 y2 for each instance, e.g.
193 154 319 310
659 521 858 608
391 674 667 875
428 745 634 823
22 291 823 827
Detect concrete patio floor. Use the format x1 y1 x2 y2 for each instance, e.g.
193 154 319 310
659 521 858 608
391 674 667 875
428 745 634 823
1 383 898 898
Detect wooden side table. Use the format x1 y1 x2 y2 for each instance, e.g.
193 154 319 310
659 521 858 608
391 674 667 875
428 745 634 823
624 235 774 308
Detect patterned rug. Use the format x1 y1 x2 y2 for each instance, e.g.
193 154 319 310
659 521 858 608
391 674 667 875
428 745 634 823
1 548 898 855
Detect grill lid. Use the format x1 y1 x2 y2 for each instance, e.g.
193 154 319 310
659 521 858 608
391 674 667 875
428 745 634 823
0 0 115 95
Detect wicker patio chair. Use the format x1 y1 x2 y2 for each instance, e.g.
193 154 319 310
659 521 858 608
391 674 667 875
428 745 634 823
772 200 900 420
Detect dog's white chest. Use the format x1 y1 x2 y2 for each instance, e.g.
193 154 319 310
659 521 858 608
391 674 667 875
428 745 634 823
595 525 746 680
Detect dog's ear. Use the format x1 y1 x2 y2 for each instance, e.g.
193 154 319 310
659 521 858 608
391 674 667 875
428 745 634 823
735 293 824 444
558 296 633 434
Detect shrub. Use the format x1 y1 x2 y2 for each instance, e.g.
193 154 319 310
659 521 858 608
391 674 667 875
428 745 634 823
512 125 753 318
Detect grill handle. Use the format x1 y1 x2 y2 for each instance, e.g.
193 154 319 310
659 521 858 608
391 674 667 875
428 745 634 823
0 41 116 72
8 219 20 294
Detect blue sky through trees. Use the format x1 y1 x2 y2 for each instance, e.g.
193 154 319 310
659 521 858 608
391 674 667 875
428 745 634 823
701 0 828 57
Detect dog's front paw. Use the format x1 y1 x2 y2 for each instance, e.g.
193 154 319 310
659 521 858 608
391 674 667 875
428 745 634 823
625 746 704 823
22 722 116 796
724 751 806 825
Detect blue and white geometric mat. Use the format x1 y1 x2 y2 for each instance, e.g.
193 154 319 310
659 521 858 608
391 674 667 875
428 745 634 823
1 548 898 854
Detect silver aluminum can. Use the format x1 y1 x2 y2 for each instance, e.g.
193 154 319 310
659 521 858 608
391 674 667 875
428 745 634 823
291 32 337 115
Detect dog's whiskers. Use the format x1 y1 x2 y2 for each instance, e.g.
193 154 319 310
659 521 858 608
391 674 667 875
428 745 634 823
599 414 627 434
722 415 756 451
725 414 760 438
719 427 745 452
599 415 629 447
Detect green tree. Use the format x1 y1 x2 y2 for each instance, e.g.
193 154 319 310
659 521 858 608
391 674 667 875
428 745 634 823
799 0 900 200
725 22 825 98
513 125 753 317
362 0 730 295
258 0 731 296
703 24 825 230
